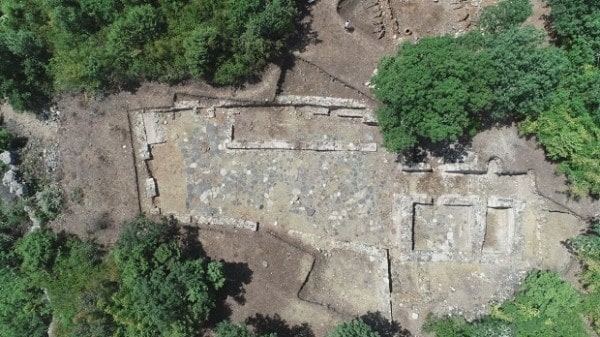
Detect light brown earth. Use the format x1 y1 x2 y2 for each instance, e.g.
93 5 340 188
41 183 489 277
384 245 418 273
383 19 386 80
1 0 596 336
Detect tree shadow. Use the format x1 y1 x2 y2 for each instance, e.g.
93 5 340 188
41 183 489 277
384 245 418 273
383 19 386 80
210 261 254 325
395 146 428 165
293 1 322 53
395 139 470 166
273 0 321 95
275 53 297 95
426 140 470 164
359 311 413 337
246 313 315 337
180 225 207 260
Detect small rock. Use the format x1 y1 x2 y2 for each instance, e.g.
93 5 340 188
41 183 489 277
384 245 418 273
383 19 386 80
207 106 216 118
261 260 268 268
411 312 419 320
306 207 316 216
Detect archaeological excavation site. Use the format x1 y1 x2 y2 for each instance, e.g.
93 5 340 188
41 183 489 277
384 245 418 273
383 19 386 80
1 0 599 336
128 90 590 334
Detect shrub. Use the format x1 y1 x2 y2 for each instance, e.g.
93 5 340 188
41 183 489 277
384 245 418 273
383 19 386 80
479 0 533 33
326 319 380 337
34 186 63 223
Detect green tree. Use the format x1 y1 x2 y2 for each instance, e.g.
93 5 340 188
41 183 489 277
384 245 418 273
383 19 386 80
0 265 51 337
494 270 586 337
44 238 111 335
520 74 600 197
485 27 571 120
371 32 495 151
423 316 513 337
0 201 50 337
15 228 59 276
372 23 574 155
0 0 301 110
0 129 15 152
184 25 221 79
107 215 225 337
546 0 600 65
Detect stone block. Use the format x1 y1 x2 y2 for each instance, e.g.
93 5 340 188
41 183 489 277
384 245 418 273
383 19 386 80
402 163 433 172
145 177 157 198
334 108 365 118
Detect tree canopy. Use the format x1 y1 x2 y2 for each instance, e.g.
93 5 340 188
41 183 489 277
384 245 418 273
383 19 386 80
0 0 300 111
0 214 227 337
108 216 225 337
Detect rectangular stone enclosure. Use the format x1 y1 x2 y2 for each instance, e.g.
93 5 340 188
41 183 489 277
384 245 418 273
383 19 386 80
483 207 513 253
413 204 472 253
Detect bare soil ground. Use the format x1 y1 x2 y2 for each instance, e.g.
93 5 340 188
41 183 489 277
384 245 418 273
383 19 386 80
196 227 344 336
233 106 381 144
48 96 140 244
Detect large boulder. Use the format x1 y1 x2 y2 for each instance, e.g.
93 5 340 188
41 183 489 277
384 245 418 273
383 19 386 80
0 151 15 165
2 169 29 198
2 169 18 186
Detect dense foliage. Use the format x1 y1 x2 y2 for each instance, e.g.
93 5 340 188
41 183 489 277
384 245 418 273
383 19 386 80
545 0 600 65
569 221 600 334
424 270 588 337
372 0 600 197
0 215 226 337
0 202 50 337
108 216 225 337
0 0 299 110
372 33 495 150
521 0 600 197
